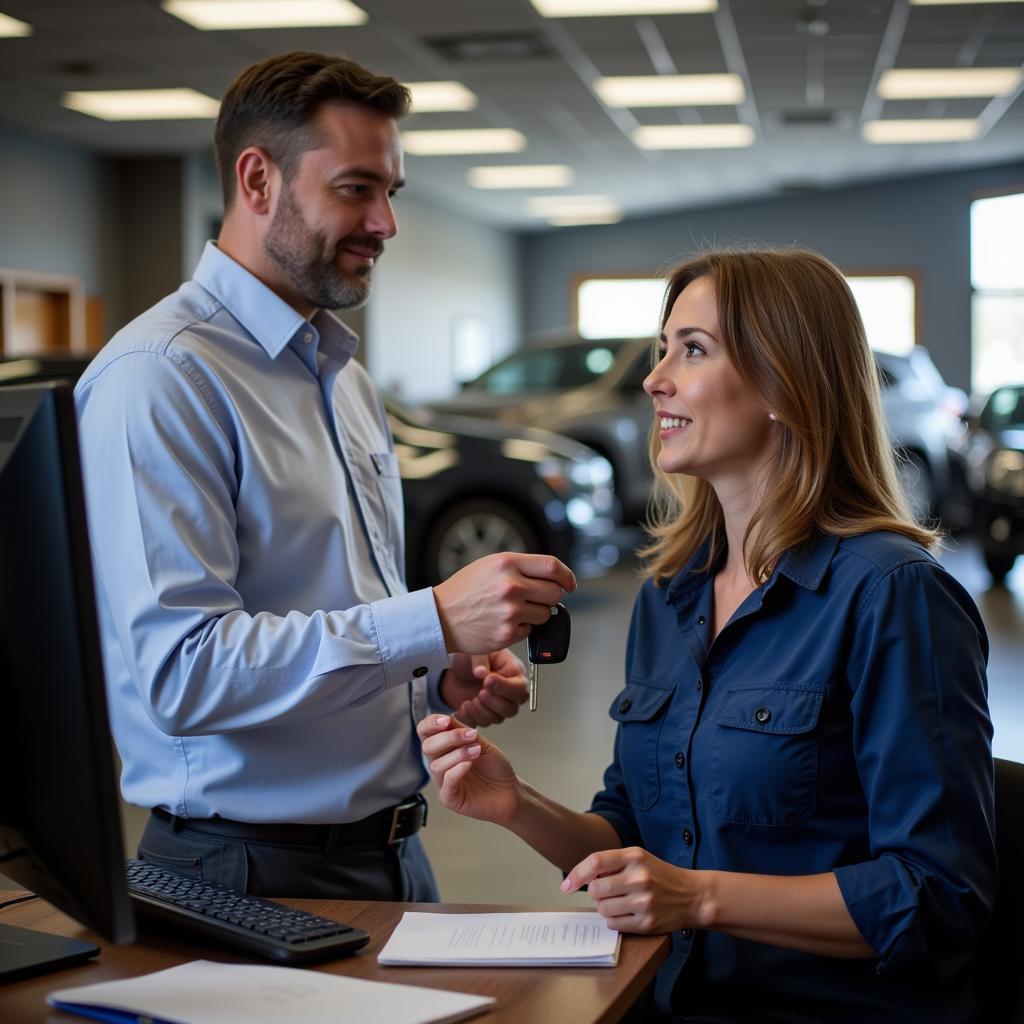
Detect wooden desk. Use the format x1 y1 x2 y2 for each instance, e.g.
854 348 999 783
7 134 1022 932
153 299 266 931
0 894 669 1023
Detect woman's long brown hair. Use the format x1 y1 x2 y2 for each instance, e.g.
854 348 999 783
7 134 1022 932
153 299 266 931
640 247 938 585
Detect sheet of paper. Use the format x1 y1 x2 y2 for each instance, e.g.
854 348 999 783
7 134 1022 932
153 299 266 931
377 912 621 967
48 959 495 1024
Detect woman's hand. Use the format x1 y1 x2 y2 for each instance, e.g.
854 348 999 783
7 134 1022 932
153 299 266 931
417 714 520 824
561 847 708 934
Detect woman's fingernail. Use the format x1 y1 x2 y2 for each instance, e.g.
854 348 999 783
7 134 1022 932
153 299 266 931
464 729 477 740
436 715 450 728
467 744 482 757
560 878 571 892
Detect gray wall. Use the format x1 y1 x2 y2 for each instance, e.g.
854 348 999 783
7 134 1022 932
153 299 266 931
520 160 1024 391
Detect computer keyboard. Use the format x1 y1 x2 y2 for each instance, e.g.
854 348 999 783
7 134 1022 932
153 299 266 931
125 859 370 963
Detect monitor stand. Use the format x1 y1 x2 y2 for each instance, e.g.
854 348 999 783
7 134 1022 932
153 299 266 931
0 923 99 985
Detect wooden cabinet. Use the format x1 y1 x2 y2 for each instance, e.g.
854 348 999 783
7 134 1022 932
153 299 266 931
0 268 87 356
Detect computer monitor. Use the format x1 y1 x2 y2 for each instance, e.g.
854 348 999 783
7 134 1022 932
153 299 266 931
0 382 135 983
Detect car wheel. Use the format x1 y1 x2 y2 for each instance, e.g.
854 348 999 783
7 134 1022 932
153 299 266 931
983 550 1017 586
895 451 934 523
421 498 541 586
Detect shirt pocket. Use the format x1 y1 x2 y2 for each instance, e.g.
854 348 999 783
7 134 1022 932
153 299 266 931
709 684 825 826
369 451 405 549
609 680 675 811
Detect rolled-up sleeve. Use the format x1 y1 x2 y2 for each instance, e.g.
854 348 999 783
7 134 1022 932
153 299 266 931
833 560 996 976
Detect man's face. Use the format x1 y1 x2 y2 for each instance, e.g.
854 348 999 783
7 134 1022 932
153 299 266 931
263 102 404 311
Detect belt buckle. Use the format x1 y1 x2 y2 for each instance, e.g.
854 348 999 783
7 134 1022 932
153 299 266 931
387 794 427 845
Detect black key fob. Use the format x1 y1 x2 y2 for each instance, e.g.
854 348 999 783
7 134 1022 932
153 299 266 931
527 603 571 665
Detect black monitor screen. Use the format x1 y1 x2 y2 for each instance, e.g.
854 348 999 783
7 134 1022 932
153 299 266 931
0 382 134 979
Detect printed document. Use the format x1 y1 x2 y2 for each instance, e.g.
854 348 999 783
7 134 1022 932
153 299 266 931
377 912 621 967
48 959 494 1024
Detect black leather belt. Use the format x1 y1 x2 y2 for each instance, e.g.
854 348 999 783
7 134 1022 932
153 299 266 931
151 793 427 848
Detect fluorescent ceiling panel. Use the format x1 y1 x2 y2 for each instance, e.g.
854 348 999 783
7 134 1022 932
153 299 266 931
596 74 744 107
406 81 477 113
161 0 367 29
526 194 619 216
878 67 1022 99
467 165 574 188
548 213 623 226
862 119 979 143
402 129 527 155
531 0 716 15
62 88 220 120
634 123 754 149
0 12 32 36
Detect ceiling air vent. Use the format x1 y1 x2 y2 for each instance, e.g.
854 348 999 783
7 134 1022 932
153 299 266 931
779 109 837 126
424 32 553 63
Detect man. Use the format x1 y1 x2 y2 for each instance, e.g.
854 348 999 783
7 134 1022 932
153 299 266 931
75 51 575 902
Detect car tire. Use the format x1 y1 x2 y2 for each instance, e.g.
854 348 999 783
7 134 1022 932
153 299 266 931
421 498 541 586
895 451 934 523
983 550 1017 586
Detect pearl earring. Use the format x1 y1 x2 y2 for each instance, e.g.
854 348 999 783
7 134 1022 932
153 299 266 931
768 412 777 421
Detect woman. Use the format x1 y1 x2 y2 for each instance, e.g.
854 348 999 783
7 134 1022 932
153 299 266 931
418 248 995 1022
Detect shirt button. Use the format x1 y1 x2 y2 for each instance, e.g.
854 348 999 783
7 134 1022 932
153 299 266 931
303 332 313 344
618 698 632 713
697 615 706 625
682 829 693 846
412 666 428 677
674 751 685 769
681 929 694 940
755 707 771 724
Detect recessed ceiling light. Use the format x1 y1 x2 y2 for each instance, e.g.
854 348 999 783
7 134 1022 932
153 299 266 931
527 195 620 217
878 67 1023 99
633 124 755 149
401 129 527 155
548 213 623 226
0 12 32 36
862 119 979 143
530 0 716 16
468 165 574 189
161 0 367 30
406 81 477 113
596 74 744 107
62 88 220 121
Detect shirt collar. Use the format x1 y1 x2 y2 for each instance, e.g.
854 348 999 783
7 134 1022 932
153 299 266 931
663 528 839 603
193 241 359 363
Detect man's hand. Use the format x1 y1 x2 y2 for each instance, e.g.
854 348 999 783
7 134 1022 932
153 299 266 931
439 649 528 727
561 847 709 935
432 552 576 654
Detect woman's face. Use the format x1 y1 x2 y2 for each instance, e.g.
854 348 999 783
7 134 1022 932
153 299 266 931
644 275 777 485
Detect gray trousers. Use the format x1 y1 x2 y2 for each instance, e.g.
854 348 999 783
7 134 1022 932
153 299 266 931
138 811 440 902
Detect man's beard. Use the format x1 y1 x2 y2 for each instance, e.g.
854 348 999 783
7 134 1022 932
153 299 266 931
263 183 381 311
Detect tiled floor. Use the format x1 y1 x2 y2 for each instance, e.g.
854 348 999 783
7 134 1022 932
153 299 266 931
4 537 1020 902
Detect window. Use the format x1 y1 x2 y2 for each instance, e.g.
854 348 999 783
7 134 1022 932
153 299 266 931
844 274 917 356
971 191 1024 394
575 276 664 340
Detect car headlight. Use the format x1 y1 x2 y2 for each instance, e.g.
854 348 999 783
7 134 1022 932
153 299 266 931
986 449 1024 497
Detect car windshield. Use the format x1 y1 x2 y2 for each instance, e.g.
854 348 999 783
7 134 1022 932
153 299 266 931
469 341 626 395
982 385 1024 431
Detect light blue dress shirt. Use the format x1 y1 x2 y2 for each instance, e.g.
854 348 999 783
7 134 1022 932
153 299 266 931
75 242 451 823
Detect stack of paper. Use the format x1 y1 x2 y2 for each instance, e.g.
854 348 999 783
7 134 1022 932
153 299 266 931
378 912 621 967
48 960 494 1024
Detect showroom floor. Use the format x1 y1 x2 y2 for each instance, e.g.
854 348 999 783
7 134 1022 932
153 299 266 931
5 536 1019 906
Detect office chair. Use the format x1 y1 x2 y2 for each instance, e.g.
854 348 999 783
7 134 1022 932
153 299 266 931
974 757 1024 1024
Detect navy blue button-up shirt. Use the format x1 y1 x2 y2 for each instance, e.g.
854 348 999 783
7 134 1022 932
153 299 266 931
590 530 995 1022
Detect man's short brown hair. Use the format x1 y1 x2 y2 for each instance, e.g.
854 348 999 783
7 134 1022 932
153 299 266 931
214 51 411 211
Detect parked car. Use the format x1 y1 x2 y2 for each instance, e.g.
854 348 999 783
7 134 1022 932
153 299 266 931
0 355 619 588
432 337 653 520
432 337 965 525
946 383 1024 584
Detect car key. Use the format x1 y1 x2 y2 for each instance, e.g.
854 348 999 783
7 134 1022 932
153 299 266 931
527 603 571 712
